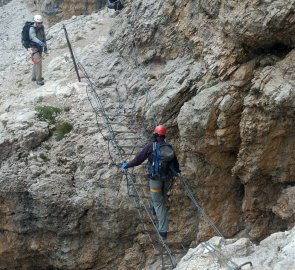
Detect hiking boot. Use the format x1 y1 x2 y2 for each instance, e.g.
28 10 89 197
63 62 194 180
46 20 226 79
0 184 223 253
159 231 167 240
36 80 44 86
32 77 44 81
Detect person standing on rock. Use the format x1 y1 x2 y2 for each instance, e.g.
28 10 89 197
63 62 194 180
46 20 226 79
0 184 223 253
108 0 124 11
121 125 181 241
29 15 48 86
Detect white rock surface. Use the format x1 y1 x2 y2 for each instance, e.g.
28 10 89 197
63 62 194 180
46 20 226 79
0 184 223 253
1 0 295 269
176 226 295 270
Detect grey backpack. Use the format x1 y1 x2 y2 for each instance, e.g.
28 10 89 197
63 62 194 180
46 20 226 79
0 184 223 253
148 142 176 180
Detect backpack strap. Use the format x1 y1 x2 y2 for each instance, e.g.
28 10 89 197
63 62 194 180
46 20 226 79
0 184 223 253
151 142 157 176
161 142 172 148
154 142 161 177
29 25 35 41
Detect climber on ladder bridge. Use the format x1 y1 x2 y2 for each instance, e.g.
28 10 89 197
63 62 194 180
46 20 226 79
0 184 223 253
121 125 181 241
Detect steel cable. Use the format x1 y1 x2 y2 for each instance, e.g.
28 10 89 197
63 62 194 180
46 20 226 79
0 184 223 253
123 171 177 268
75 56 177 267
179 175 224 238
61 8 253 267
179 175 253 269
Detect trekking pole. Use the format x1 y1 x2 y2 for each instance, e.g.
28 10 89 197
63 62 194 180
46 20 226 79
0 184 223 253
62 24 81 82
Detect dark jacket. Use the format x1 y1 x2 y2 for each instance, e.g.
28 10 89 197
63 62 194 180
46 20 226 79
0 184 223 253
125 137 180 173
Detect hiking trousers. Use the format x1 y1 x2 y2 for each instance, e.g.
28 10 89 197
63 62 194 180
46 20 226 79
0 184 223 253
149 179 169 235
31 47 43 83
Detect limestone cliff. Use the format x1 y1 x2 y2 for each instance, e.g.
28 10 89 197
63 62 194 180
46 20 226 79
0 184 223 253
0 0 12 7
106 0 295 242
0 0 295 269
176 226 295 270
27 0 106 24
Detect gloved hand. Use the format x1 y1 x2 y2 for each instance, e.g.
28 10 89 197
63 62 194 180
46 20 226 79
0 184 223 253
121 162 127 169
38 40 45 47
44 46 48 54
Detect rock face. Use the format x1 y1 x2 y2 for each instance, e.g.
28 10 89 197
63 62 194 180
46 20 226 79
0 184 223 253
106 0 295 242
0 0 11 6
26 0 106 24
0 2 137 269
232 50 295 239
1 0 295 269
175 226 295 270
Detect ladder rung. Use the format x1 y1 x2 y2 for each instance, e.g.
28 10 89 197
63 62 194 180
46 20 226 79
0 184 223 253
128 183 148 187
129 195 150 199
155 250 184 256
129 194 139 198
155 253 172 257
119 145 144 148
131 195 151 200
115 113 133 117
172 250 186 254
109 122 138 125
129 173 148 177
162 263 173 267
109 122 128 125
140 230 179 236
139 220 155 225
161 230 179 234
114 130 137 134
163 242 184 247
115 137 143 140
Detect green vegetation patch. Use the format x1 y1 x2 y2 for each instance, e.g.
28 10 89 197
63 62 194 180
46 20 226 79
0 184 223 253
1 120 8 128
75 36 85 42
54 121 73 141
16 79 23 88
207 77 220 88
36 105 62 124
39 153 50 162
59 43 68 49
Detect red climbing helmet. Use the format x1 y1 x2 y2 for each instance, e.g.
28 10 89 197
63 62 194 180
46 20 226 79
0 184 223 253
153 125 167 136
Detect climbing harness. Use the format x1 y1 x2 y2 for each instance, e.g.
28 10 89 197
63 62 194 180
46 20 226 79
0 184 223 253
31 48 42 64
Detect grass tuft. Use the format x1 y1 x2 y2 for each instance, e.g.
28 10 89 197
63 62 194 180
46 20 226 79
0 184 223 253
36 105 62 124
54 121 73 141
